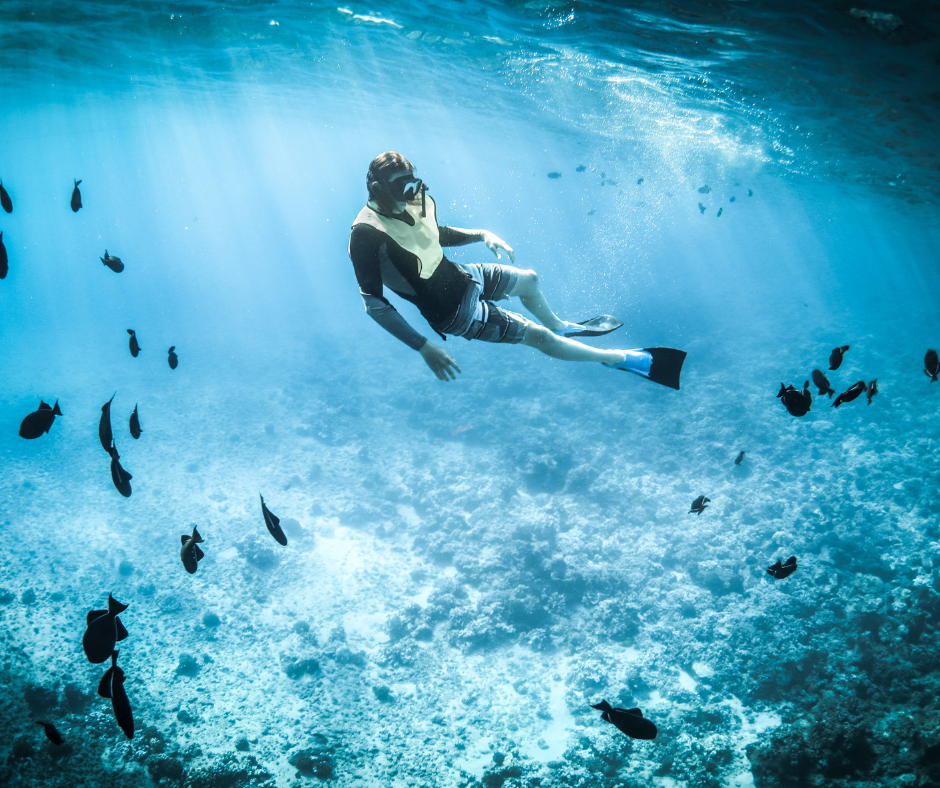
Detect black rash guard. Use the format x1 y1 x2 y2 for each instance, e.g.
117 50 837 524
349 213 480 350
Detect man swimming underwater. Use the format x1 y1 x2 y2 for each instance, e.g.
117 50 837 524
348 151 686 388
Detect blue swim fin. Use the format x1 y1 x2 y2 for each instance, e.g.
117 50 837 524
604 347 686 390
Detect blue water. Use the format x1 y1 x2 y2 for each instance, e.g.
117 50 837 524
2 3 940 787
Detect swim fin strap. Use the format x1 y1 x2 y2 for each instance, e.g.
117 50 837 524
605 347 687 390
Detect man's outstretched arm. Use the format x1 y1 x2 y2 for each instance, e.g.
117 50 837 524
440 225 515 262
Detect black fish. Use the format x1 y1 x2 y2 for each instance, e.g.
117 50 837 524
767 556 798 579
168 346 178 369
82 593 129 664
261 494 288 546
0 180 12 213
829 345 850 370
776 382 811 417
127 329 141 357
717 207 723 217
101 251 124 273
697 203 706 214
19 400 63 439
180 527 205 575
832 381 866 408
812 369 835 398
637 177 644 184
698 185 710 194
591 700 657 740
576 165 586 172
0 231 8 279
734 451 745 466
35 721 64 745
129 405 141 439
729 196 736 202
547 172 561 179
71 179 82 212
98 650 134 740
690 495 710 515
109 442 133 498
866 379 878 405
99 393 115 454
925 349 939 382
747 188 753 197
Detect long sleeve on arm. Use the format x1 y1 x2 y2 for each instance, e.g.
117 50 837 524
361 293 427 351
438 226 481 247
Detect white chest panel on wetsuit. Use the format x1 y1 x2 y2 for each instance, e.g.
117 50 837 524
352 196 444 280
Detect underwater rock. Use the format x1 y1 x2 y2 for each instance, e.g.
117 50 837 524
186 753 273 788
235 737 250 751
289 737 335 780
0 589 13 604
202 612 221 628
146 754 185 783
240 540 280 570
372 684 394 703
281 654 320 680
21 588 37 604
177 707 199 724
63 682 94 713
176 653 201 677
24 684 58 715
118 558 134 576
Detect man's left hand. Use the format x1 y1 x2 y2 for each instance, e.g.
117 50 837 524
481 231 515 263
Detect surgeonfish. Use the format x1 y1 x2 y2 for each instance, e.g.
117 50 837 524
129 405 141 439
832 381 866 408
866 379 878 405
98 650 134 740
690 495 710 515
101 251 124 273
19 400 63 439
180 527 205 575
812 369 835 398
829 345 850 370
108 442 133 498
0 231 8 279
591 700 658 740
71 179 82 212
127 329 141 358
697 203 706 214
777 382 812 417
82 593 129 664
576 165 586 172
0 180 12 213
734 451 745 466
925 349 939 382
698 185 711 194
168 346 178 369
260 494 288 546
767 556 798 579
99 393 115 454
35 721 64 745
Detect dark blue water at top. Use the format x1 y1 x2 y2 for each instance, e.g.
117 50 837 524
1 3 939 788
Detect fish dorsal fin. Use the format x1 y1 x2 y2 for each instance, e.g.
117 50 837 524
784 556 797 567
115 616 129 642
625 707 643 717
194 545 205 561
87 609 107 625
38 400 51 410
97 667 114 699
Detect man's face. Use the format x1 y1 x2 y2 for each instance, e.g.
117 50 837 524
385 169 423 205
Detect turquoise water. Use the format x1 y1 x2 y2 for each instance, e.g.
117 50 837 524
2 3 940 787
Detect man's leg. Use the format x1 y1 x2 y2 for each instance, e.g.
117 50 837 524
507 269 566 330
522 322 626 364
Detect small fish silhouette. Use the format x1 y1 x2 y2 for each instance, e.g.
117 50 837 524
576 165 586 172
180 527 205 575
168 346 178 369
925 349 939 382
101 251 124 273
829 345 850 370
636 177 644 185
99 393 115 454
260 494 287 546
767 556 797 579
866 379 878 405
98 651 134 740
71 179 82 212
690 495 710 515
0 231 8 279
698 185 711 194
109 442 133 497
591 700 657 740
19 400 62 439
547 172 561 179
35 721 64 745
587 209 596 215
747 188 753 197
729 196 736 202
698 203 706 214
127 329 141 358
82 593 129 664
734 451 745 466
777 382 811 417
0 180 12 213
129 405 141 439
717 207 723 217
832 381 866 408
812 369 835 398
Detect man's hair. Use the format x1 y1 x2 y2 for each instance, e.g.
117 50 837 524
366 151 414 201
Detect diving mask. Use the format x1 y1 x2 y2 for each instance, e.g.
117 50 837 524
388 174 424 202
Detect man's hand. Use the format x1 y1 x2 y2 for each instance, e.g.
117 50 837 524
419 341 462 381
481 230 515 263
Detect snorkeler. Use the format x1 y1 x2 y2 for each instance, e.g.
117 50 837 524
348 151 686 388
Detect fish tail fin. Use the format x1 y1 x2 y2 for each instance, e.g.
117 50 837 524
75 179 81 186
842 345 850 352
192 526 203 543
826 388 834 398
107 594 129 616
591 700 612 712
127 329 134 335
53 400 62 416
169 346 175 352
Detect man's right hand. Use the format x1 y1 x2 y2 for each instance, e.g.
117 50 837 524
419 341 462 381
